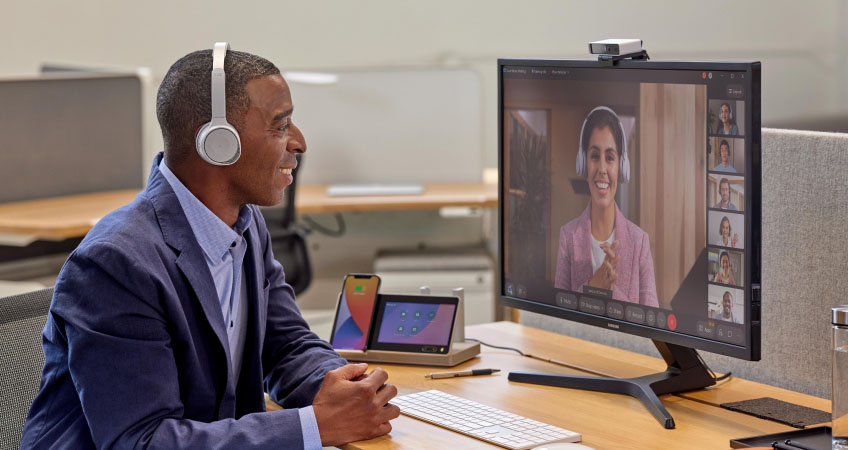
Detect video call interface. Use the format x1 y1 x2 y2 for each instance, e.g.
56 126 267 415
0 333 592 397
502 65 749 346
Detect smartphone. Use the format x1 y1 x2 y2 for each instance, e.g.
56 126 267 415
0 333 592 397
329 274 381 350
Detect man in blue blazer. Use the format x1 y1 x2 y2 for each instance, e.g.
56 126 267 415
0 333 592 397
21 46 399 449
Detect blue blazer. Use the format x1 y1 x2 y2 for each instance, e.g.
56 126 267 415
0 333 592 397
21 154 346 449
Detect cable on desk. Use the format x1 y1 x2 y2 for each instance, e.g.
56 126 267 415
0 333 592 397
465 338 615 378
467 337 733 384
695 350 733 386
301 213 346 237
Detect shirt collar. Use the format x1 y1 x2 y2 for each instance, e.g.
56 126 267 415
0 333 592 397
158 159 254 262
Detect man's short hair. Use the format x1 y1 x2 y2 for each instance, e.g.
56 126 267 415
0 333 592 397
719 177 730 189
156 48 280 164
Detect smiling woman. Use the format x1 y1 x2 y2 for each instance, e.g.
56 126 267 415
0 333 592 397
554 106 659 307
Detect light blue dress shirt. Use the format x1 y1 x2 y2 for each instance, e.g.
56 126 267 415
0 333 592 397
159 160 322 450
712 164 736 173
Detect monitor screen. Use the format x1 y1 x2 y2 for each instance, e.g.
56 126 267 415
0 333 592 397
499 60 760 360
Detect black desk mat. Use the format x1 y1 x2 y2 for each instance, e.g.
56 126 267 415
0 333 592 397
721 397 831 428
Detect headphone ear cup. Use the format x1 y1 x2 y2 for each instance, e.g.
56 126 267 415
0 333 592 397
196 122 241 165
576 148 586 177
619 152 630 183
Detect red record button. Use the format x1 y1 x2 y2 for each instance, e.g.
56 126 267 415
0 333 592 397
667 314 677 331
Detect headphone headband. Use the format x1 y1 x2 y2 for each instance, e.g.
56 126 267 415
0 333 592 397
211 42 229 120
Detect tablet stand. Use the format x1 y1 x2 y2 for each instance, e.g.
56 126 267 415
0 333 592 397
335 286 481 367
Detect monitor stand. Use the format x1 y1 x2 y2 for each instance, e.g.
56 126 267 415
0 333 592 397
508 340 716 429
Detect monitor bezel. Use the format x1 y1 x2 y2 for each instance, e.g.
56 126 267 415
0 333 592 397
497 58 761 361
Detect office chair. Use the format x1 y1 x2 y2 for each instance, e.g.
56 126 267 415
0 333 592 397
269 155 313 296
0 287 53 450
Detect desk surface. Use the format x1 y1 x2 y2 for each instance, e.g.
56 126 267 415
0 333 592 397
0 182 497 241
342 322 828 450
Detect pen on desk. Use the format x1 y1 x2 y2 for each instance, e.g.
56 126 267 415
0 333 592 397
425 369 500 379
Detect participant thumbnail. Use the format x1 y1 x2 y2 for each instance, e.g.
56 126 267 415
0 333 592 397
708 248 744 287
708 284 744 324
708 174 744 212
709 100 745 136
709 137 744 174
708 211 744 249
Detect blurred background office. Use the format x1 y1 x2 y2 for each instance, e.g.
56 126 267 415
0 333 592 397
1 0 846 334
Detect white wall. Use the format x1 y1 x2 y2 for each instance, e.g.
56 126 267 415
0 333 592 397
5 0 846 309
4 0 846 170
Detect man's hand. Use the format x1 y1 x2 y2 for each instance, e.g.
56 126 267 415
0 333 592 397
588 240 620 291
313 363 400 446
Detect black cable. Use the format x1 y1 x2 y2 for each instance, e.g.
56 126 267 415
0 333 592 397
301 213 346 237
695 350 733 384
469 337 733 384
465 338 525 356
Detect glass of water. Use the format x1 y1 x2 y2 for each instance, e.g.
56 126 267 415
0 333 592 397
833 307 848 449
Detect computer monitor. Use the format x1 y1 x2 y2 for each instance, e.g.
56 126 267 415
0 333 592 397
498 58 761 428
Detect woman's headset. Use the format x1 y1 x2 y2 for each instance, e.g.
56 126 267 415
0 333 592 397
575 106 630 184
195 42 241 166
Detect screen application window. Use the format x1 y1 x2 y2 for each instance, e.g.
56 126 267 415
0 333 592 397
502 66 749 346
376 301 456 346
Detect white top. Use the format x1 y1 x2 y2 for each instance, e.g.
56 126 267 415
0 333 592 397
590 230 616 274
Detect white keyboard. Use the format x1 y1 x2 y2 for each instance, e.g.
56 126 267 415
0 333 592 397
390 390 581 449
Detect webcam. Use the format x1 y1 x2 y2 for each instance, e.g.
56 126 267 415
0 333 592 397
589 39 643 56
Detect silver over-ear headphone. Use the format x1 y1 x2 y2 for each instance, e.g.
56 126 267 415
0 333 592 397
575 106 630 184
195 42 241 166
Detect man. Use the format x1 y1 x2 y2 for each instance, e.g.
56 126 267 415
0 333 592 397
21 46 399 449
720 291 739 324
712 177 738 210
713 140 735 172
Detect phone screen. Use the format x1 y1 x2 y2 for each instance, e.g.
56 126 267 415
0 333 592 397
330 274 381 350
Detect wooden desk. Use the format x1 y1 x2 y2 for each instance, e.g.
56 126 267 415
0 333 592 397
343 322 828 450
0 182 497 241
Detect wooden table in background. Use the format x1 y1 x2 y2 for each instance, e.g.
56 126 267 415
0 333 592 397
337 322 828 450
0 183 498 242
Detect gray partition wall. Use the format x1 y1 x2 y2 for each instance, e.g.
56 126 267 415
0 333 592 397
0 74 144 203
522 128 848 399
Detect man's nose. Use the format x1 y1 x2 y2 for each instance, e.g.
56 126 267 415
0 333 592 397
287 123 306 154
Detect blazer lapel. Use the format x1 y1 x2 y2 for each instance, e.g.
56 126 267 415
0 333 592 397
611 203 632 299
573 204 594 289
146 155 231 366
235 225 268 416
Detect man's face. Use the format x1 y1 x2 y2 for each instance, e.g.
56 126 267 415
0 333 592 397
720 144 729 163
722 294 732 315
230 74 305 206
586 126 619 210
720 181 730 203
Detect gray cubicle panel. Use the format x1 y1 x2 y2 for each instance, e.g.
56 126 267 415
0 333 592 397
0 73 143 203
523 128 848 399
287 69 483 184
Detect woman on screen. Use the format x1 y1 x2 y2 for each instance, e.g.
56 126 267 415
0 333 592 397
719 216 740 248
712 251 736 285
715 102 739 136
554 107 659 307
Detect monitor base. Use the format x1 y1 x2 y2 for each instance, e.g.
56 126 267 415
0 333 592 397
508 340 716 429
